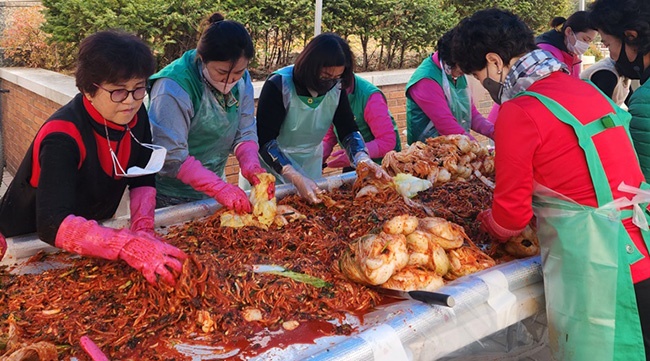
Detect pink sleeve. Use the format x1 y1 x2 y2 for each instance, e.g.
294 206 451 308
537 43 564 64
363 92 397 158
408 79 468 136
487 104 499 123
538 44 581 78
322 125 337 160
470 102 494 139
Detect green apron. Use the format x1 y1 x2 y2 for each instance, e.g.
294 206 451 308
405 55 471 144
518 90 647 360
152 51 243 199
330 74 401 165
261 65 339 182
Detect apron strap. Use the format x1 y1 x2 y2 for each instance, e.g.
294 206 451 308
516 90 624 206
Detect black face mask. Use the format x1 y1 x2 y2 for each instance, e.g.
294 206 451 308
313 79 340 94
482 66 504 105
615 41 645 80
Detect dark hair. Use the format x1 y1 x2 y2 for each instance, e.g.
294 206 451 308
451 9 537 74
560 11 595 34
550 17 566 29
196 12 254 64
589 0 650 55
75 30 155 96
293 33 354 91
437 28 457 68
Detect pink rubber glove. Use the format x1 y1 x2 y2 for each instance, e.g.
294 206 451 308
177 156 252 213
129 186 157 237
326 149 350 168
0 232 6 262
55 215 187 286
235 141 274 200
80 336 110 361
477 209 523 242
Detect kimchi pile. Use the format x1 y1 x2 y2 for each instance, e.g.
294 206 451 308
0 179 498 360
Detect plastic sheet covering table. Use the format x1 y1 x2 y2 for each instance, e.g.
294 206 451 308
1 172 547 360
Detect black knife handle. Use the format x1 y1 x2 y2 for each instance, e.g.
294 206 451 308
408 291 455 307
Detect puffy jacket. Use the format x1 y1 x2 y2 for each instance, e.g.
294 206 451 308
629 81 650 180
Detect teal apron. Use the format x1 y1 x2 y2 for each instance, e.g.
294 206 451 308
405 55 471 144
260 65 339 182
156 65 242 199
518 90 647 360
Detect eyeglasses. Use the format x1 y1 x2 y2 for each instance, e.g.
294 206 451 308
94 83 147 103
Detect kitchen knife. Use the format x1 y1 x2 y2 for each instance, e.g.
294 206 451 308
374 287 455 307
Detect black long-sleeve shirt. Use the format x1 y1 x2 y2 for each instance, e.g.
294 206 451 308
0 94 154 243
256 73 359 153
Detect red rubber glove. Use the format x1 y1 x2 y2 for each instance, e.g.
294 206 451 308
477 209 524 242
129 186 157 237
55 215 187 286
235 141 274 200
177 156 252 213
326 149 350 168
0 232 6 262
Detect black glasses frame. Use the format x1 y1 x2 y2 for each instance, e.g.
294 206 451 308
93 83 147 103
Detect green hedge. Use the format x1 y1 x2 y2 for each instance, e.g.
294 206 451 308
38 0 570 75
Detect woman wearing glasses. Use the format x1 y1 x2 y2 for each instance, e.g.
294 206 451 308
321 36 401 171
148 13 270 212
0 30 187 286
256 33 389 204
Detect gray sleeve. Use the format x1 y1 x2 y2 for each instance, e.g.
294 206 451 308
232 74 259 151
148 78 194 177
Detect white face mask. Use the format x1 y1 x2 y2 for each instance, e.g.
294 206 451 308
105 122 167 178
568 31 590 55
202 66 237 94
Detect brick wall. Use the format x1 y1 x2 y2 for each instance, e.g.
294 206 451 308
0 69 494 184
0 78 61 174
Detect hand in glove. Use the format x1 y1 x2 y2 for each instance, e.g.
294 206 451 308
477 209 524 242
55 215 187 286
354 153 392 182
177 156 252 213
119 233 188 286
326 149 350 168
235 141 274 200
129 186 157 238
282 165 323 204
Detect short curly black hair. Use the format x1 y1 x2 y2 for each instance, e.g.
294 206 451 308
75 30 155 96
589 0 650 55
437 28 457 68
451 8 537 74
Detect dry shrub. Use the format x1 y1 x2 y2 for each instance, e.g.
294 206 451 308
1 6 61 69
